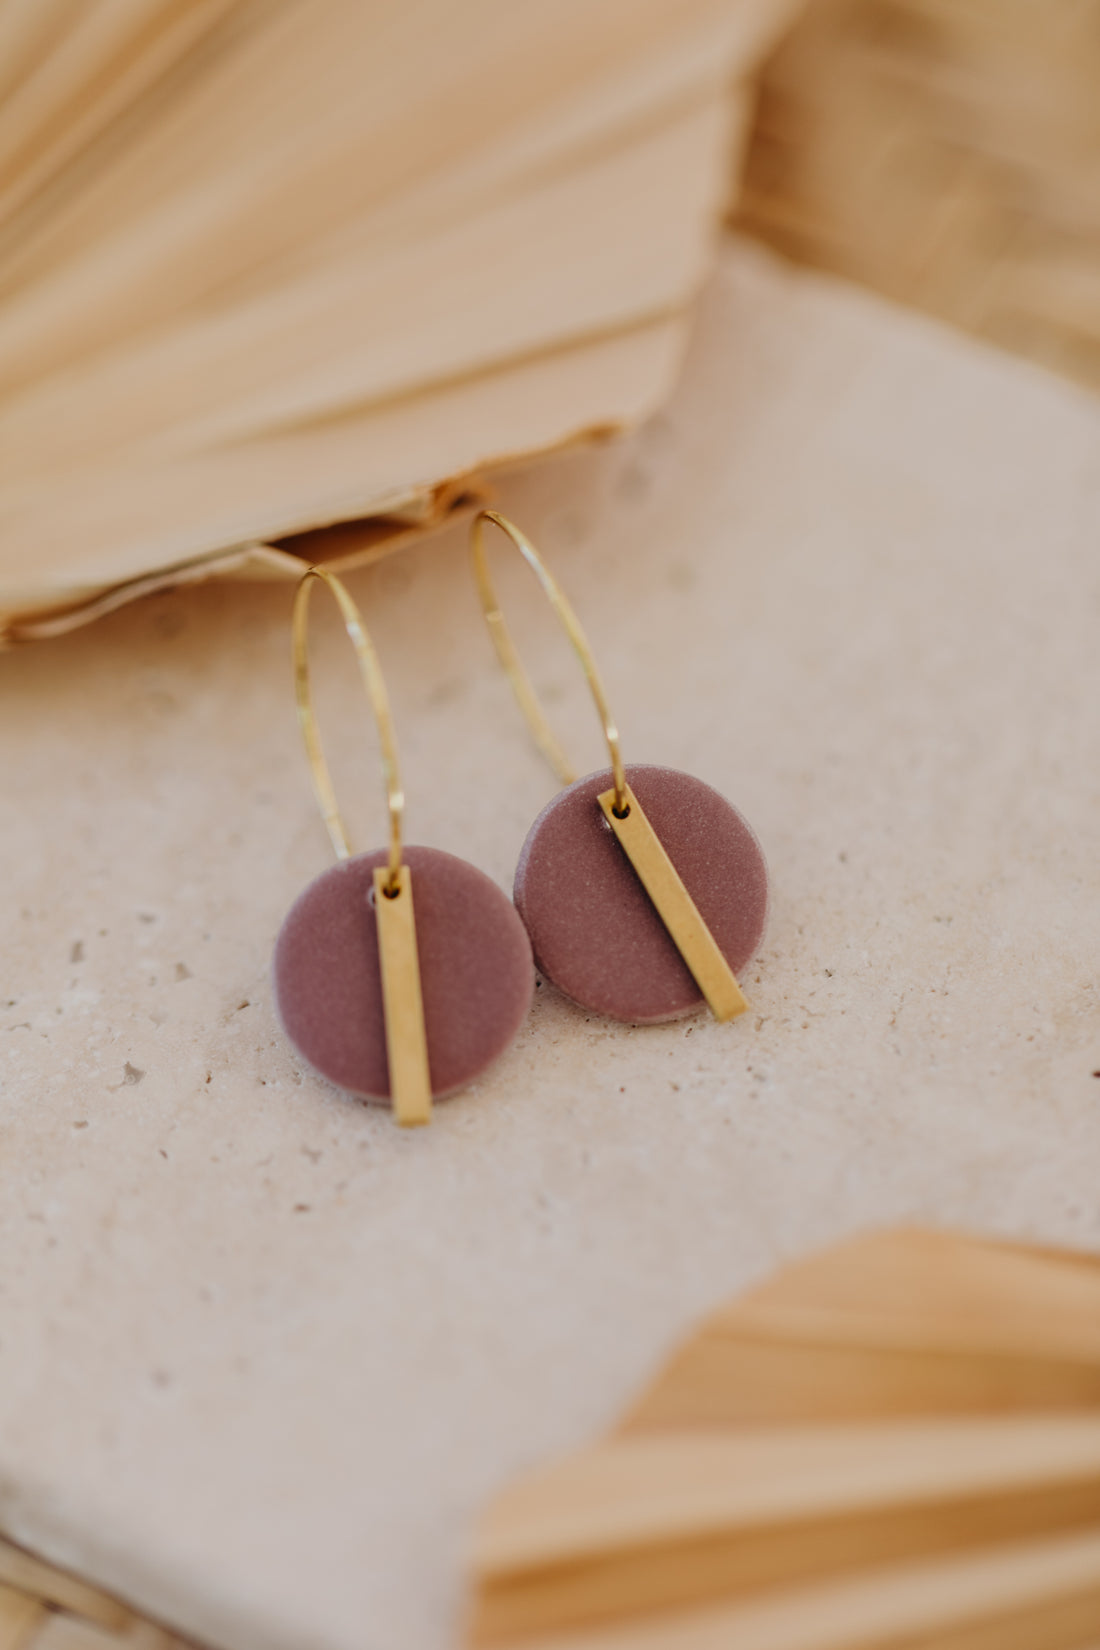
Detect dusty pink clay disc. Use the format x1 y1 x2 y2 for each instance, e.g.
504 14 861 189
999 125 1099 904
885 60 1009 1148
514 764 768 1023
273 846 533 1101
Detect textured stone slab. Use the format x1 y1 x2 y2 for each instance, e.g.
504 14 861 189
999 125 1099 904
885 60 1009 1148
0 240 1097 1650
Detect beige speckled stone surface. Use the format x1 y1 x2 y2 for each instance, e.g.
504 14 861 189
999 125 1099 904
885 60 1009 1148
1 239 1098 1650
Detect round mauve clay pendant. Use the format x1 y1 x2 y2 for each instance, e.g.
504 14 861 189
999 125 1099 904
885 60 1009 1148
274 846 533 1102
514 764 768 1024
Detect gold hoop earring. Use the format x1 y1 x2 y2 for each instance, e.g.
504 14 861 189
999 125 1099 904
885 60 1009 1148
273 567 533 1125
471 511 768 1026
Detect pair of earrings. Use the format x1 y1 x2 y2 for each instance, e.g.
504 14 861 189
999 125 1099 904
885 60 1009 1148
273 512 769 1126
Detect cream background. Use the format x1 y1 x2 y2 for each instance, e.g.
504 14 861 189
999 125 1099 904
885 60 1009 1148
1 239 1098 1650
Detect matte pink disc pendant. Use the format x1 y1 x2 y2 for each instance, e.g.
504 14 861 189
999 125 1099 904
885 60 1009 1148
514 764 768 1023
274 846 533 1101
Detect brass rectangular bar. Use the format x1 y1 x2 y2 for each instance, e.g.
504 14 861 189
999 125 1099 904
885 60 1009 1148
373 865 432 1126
598 785 749 1022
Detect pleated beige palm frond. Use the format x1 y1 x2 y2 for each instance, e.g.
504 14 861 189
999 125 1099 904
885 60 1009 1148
468 1228 1100 1649
737 0 1100 394
0 0 800 640
0 1532 196 1650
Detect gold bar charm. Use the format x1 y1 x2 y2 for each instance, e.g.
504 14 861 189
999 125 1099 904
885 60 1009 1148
598 785 749 1022
373 865 432 1126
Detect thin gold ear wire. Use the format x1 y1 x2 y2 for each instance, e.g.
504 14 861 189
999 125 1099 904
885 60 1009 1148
292 566 404 894
470 510 628 814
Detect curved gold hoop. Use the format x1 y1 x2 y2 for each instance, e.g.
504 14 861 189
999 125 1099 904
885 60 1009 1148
470 510 628 812
292 567 403 891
